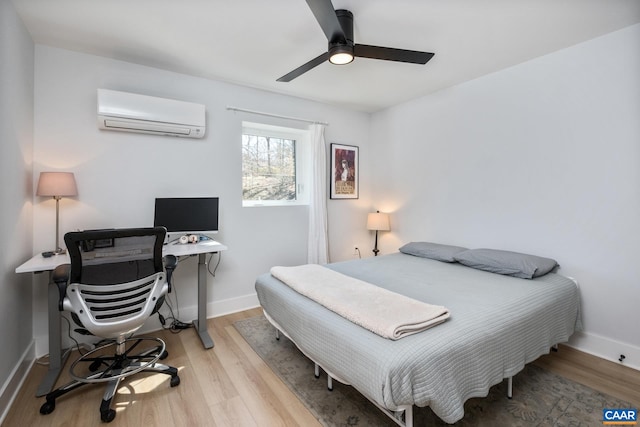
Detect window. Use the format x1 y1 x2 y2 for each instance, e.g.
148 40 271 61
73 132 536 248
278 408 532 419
242 122 310 206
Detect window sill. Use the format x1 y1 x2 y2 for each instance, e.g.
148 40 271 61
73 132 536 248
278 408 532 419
243 200 308 208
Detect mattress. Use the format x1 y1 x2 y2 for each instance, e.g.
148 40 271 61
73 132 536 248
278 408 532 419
255 253 581 424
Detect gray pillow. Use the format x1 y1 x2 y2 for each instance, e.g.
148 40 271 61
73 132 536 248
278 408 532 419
453 248 558 279
399 242 468 263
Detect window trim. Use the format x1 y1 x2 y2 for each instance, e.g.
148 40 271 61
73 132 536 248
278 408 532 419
241 122 310 207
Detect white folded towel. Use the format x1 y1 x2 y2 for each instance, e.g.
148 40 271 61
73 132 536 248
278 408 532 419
271 264 450 340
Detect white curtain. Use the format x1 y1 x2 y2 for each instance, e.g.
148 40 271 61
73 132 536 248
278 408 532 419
307 124 329 264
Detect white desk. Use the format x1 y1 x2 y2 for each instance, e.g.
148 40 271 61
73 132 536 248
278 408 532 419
16 240 227 397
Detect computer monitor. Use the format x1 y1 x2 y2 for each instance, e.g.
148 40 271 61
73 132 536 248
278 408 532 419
153 197 219 242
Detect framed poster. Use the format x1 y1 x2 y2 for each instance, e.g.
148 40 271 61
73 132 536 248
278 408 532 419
330 143 359 199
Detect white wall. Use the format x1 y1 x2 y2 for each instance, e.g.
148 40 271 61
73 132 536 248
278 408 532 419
22 10 639 387
0 0 35 416
31 45 372 354
371 24 640 368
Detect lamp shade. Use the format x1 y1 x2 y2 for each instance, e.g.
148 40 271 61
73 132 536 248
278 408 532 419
36 172 78 197
367 212 390 231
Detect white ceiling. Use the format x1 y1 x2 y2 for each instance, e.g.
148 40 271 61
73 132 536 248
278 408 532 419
11 0 640 113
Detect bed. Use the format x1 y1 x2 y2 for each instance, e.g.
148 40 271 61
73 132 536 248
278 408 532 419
254 248 581 425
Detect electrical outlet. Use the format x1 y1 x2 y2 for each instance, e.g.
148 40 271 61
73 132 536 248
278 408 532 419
352 246 361 259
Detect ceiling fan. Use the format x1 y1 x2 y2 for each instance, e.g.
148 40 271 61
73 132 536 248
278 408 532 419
277 0 435 82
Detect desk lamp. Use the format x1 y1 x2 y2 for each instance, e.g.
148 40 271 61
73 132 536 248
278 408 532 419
36 172 78 254
367 211 390 256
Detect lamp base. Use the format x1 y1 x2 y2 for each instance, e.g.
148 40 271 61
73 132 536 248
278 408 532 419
54 248 67 255
372 230 380 257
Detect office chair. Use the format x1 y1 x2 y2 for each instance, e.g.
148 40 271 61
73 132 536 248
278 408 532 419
39 227 180 423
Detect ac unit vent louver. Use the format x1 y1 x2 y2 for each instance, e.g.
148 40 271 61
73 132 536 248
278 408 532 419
97 89 206 138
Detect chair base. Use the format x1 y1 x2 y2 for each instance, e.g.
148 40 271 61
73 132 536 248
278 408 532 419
40 336 180 423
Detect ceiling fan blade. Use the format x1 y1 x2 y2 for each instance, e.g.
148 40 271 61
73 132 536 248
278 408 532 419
305 0 346 42
354 44 434 64
277 52 330 82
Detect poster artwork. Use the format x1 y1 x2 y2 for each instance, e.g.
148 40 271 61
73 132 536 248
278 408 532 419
330 144 358 199
334 149 355 194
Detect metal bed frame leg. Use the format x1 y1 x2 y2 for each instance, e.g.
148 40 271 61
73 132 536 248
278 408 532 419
312 363 333 390
380 404 413 427
507 376 513 399
404 406 413 427
271 320 414 427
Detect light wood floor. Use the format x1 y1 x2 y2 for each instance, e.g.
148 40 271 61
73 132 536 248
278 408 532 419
4 307 639 426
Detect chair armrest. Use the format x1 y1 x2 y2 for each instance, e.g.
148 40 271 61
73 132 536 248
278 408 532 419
163 255 177 293
52 264 70 311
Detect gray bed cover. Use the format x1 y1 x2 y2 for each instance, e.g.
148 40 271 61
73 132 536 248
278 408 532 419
255 253 581 424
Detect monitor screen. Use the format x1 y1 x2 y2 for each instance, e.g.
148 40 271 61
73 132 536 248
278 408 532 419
153 197 219 236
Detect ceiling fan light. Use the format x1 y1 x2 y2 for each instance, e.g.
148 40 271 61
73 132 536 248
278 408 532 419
329 52 353 65
329 45 354 65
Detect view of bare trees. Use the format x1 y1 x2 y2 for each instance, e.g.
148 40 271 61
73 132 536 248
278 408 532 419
242 134 297 201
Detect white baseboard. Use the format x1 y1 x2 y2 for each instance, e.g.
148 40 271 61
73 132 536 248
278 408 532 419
0 341 36 425
567 330 640 371
33 294 640 374
145 292 261 330
210 293 261 318
33 293 640 372
34 293 262 357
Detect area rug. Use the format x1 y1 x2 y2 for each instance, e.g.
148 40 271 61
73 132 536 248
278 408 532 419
234 314 632 426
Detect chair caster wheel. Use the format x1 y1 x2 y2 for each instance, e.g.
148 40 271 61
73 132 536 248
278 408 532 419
40 400 55 415
160 350 169 360
170 375 181 387
101 408 116 423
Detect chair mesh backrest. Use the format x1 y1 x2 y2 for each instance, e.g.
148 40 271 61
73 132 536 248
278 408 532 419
65 228 165 285
63 227 166 337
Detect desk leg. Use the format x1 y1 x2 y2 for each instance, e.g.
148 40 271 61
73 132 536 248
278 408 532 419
36 279 70 397
193 253 214 349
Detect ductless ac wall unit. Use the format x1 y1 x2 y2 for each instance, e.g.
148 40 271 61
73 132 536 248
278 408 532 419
97 89 206 138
